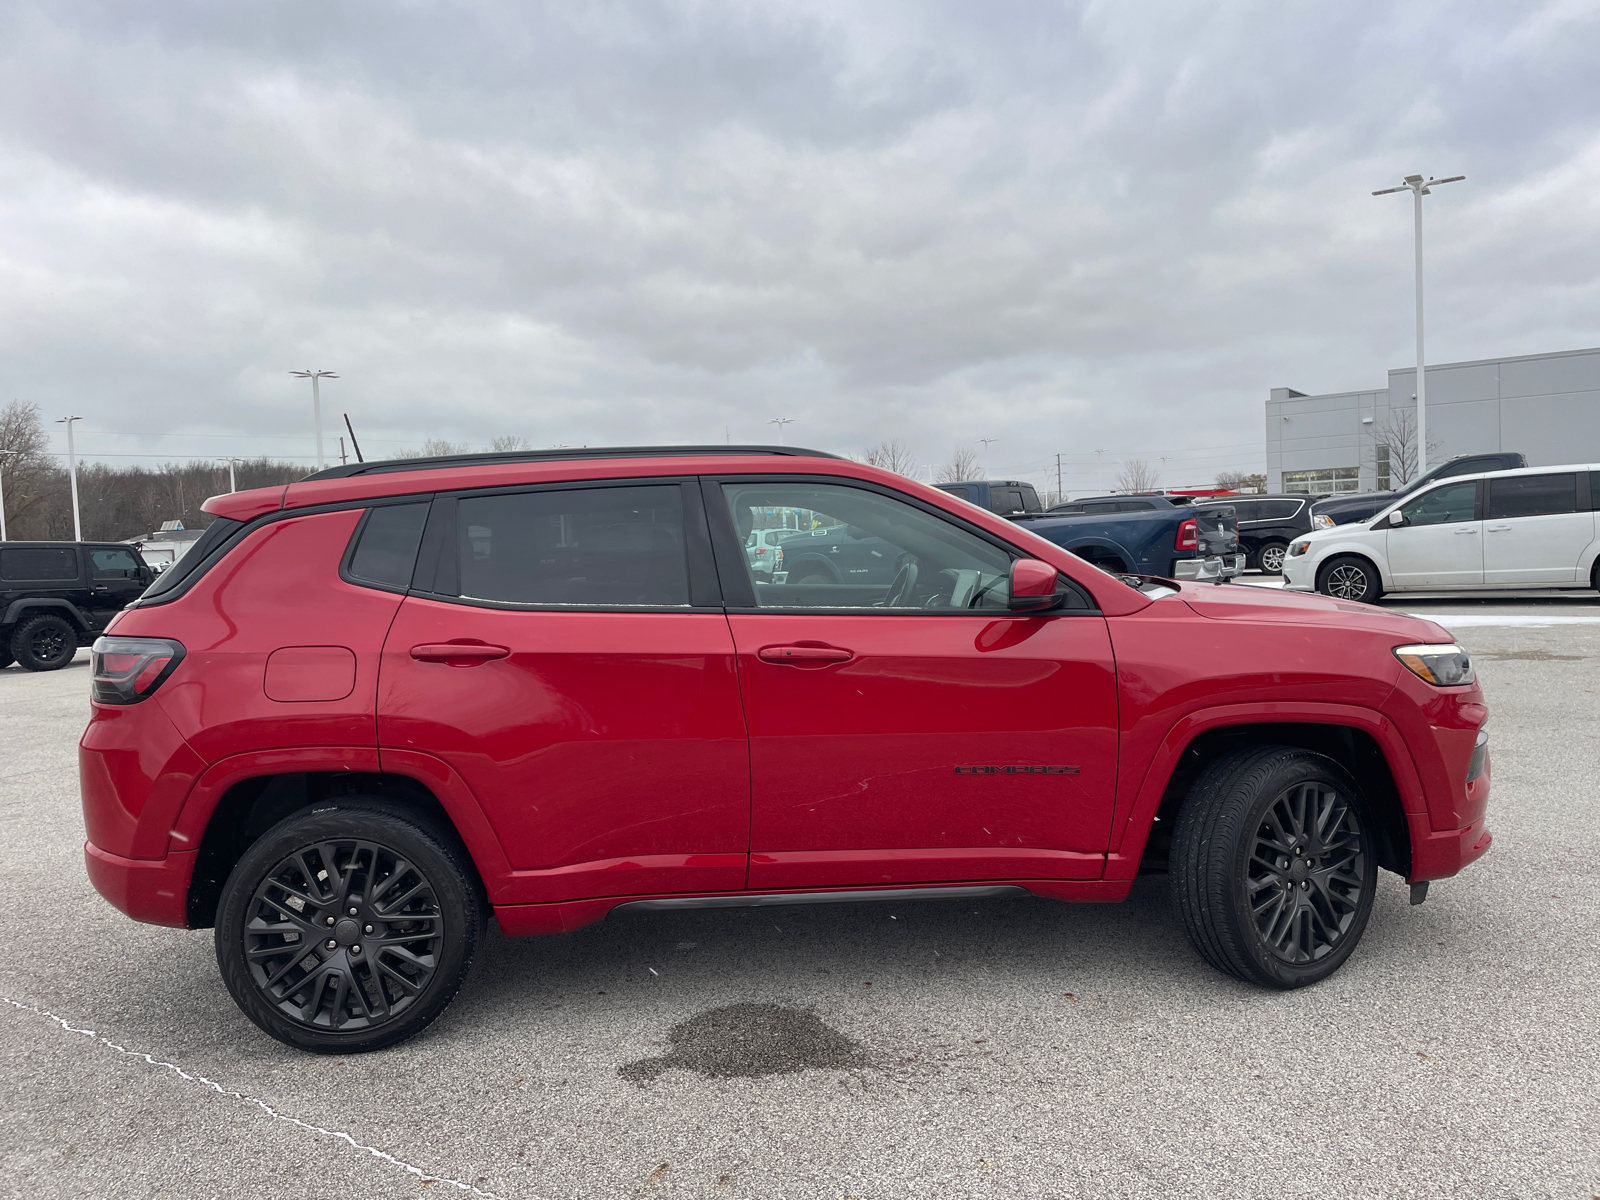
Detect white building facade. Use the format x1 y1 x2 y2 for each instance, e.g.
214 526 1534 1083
1265 346 1600 494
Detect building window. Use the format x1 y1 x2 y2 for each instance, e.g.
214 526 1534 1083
1283 467 1360 494
1374 445 1391 492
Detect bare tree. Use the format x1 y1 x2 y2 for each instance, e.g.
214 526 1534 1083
490 435 533 452
1115 459 1159 492
862 440 918 477
397 438 473 459
1372 409 1441 488
936 446 981 483
1215 470 1267 492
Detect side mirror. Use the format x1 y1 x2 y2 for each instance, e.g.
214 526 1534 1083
1009 559 1059 611
1385 510 1405 527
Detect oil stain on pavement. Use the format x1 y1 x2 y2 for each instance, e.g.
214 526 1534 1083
620 1003 870 1085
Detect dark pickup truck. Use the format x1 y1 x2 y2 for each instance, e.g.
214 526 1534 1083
935 482 1242 580
1309 451 1527 528
1 541 154 671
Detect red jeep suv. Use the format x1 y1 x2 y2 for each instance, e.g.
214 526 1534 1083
79 447 1493 1052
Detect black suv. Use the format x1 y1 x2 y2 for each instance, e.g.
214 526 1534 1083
1229 495 1315 574
1 541 153 671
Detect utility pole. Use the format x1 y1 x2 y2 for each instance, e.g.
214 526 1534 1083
768 417 794 445
0 450 12 541
339 437 348 466
290 369 339 470
1093 448 1108 493
1055 453 1063 502
978 437 998 476
56 416 83 541
1372 173 1464 474
226 457 240 493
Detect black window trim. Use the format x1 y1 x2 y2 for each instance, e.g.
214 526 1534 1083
409 476 724 615
702 473 1099 616
338 497 438 596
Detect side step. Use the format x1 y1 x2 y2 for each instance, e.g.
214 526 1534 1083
612 884 1028 913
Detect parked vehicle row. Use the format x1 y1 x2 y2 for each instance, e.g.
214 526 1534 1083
1285 461 1600 601
80 445 1491 1053
0 541 154 671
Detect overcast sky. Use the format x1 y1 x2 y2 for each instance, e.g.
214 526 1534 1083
2 0 1597 491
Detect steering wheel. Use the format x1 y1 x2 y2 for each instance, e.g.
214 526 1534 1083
885 561 919 607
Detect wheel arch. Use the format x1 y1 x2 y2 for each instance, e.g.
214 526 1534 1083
781 553 841 582
3 598 92 631
1111 709 1418 883
1313 547 1389 591
1058 539 1136 572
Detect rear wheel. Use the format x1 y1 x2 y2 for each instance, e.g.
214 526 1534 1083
215 803 484 1053
1317 555 1381 603
1256 541 1289 575
11 614 78 671
1169 746 1378 989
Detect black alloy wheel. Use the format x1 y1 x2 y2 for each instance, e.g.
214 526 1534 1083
1169 745 1378 989
1257 541 1289 575
216 804 483 1053
11 614 78 671
1317 555 1381 603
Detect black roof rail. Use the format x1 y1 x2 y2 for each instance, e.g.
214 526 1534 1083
302 444 843 481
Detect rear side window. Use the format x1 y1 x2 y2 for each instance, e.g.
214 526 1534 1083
456 485 689 607
1257 500 1303 520
1116 501 1157 512
91 548 141 578
941 486 973 501
1488 474 1577 520
0 547 77 581
347 503 430 589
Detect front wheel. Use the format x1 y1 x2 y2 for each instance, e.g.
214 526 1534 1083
1256 541 1289 575
215 803 484 1053
1317 555 1381 603
1169 746 1378 989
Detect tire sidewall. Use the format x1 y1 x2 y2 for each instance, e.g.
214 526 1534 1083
1221 755 1378 988
1317 555 1380 603
215 803 481 1053
12 614 78 671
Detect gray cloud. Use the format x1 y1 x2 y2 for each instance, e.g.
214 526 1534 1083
0 0 1596 488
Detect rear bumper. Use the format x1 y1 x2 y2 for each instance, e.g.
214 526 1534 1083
1172 554 1245 581
84 841 195 928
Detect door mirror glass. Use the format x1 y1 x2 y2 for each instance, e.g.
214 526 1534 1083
1009 559 1059 610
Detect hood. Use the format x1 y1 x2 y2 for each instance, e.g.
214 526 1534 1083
1181 582 1452 642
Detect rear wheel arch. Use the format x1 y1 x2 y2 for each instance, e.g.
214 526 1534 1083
188 771 483 928
1141 722 1411 880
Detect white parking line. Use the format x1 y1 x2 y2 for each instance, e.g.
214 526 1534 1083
0 994 516 1200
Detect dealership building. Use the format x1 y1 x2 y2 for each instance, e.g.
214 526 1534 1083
1264 345 1600 494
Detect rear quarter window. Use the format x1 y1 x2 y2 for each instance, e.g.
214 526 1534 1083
0 547 77 581
346 503 431 589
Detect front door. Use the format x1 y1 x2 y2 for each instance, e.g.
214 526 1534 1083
709 478 1119 890
377 481 750 902
86 547 148 626
1482 473 1595 585
1385 479 1483 588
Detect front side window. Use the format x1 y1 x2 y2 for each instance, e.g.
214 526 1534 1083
721 481 1017 610
457 485 688 607
0 547 77 581
91 549 140 578
1398 480 1477 527
1487 474 1577 520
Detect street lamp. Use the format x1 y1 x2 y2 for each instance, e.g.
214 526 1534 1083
768 417 794 445
56 416 83 541
290 369 339 470
978 437 998 476
1372 173 1464 474
226 456 241 493
1093 448 1108 493
0 450 12 542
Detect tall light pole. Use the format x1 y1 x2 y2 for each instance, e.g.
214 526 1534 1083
226 456 240 493
1093 448 1108 493
56 416 83 541
768 417 794 445
978 437 998 476
1372 173 1464 475
0 450 12 542
290 369 339 470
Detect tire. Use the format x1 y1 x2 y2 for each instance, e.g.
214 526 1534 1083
10 614 79 671
215 802 485 1054
1317 555 1382 603
0 651 13 669
1256 541 1289 575
1169 746 1378 989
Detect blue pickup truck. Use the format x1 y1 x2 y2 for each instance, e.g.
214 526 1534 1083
934 480 1242 580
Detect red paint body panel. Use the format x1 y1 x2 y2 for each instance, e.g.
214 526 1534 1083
84 842 194 928
377 599 749 890
167 746 384 852
263 646 358 702
79 699 207 858
201 485 285 521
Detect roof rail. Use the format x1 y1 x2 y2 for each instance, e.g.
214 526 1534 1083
302 444 843 481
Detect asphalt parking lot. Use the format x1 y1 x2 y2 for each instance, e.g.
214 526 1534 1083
3 595 1598 1200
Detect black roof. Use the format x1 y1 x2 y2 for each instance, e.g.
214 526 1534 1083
303 444 842 481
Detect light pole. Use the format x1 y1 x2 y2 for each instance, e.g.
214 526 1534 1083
0 450 12 541
978 437 998 476
290 370 339 470
226 456 240 493
1093 448 1108 493
768 417 794 445
1372 173 1464 474
56 416 83 541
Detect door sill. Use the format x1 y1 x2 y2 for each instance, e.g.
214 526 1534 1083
612 884 1027 912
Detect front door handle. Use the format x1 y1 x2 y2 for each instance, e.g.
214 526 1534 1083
758 644 854 665
410 642 511 665
1455 528 1479 534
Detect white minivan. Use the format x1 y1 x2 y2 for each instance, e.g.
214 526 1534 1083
1282 463 1600 602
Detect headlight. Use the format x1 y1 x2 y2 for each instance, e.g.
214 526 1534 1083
1393 643 1475 686
1289 539 1312 556
1312 514 1335 529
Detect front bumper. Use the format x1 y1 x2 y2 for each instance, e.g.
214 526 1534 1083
84 841 195 928
1172 554 1245 581
1281 550 1315 591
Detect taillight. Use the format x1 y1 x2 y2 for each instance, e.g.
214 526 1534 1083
755 547 767 556
1175 518 1198 551
91 636 186 705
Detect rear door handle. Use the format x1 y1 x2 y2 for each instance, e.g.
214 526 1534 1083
410 642 511 665
1486 524 1511 532
758 644 854 665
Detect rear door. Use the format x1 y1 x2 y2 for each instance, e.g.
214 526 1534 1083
1482 473 1595 585
1385 479 1483 588
377 480 750 902
708 476 1118 890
